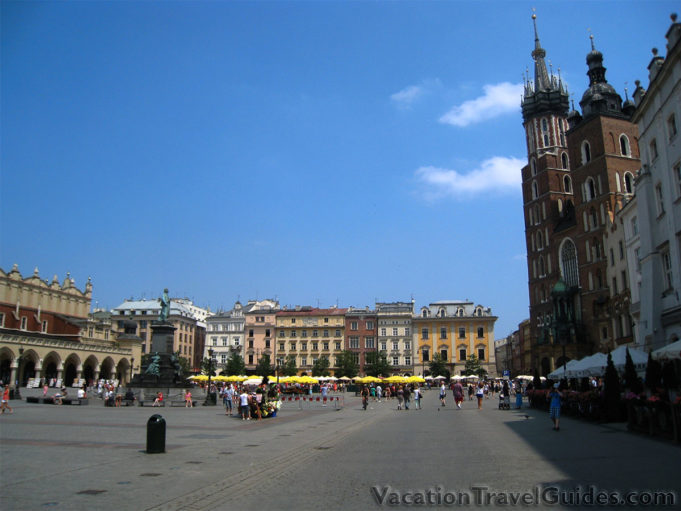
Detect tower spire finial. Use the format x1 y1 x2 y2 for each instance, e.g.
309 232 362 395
530 11 551 91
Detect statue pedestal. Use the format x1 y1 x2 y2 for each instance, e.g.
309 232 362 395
129 322 187 389
151 322 175 354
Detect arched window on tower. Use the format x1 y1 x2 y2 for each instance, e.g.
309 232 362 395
590 207 598 229
561 152 569 169
532 180 539 200
586 178 597 200
531 158 537 176
560 239 579 287
539 256 545 276
624 172 635 194
563 175 572 194
541 118 549 146
581 141 591 165
620 134 631 157
536 231 543 250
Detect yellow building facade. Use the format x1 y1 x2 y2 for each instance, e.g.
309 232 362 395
275 307 346 375
413 301 497 377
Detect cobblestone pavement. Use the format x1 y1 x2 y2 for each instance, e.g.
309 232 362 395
1 391 680 510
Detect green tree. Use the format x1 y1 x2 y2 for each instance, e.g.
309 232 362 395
335 350 359 378
365 351 391 378
255 354 273 377
224 352 246 376
282 354 298 377
429 353 450 379
645 351 663 390
623 347 643 393
201 356 217 376
312 356 331 377
604 352 622 421
464 354 486 378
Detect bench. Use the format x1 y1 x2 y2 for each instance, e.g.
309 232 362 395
169 399 197 407
139 394 165 407
63 398 88 405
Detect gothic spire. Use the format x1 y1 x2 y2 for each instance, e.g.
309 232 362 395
531 14 551 91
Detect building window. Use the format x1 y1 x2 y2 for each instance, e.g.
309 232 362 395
312 329 318 337
405 327 410 335
291 330 297 337
563 175 572 194
300 356 307 367
392 327 398 336
324 318 329 323
350 336 359 348
581 141 591 164
290 341 296 351
532 180 538 200
392 356 399 366
266 339 271 349
541 118 549 146
248 340 254 348
440 349 448 361
650 139 658 160
291 318 296 324
42 320 48 333
668 113 678 141
458 327 466 339
405 340 411 350
301 342 307 351
531 158 537 176
323 342 329 350
335 329 341 337
624 172 635 194
279 330 285 337
234 337 240 346
560 239 579 287
390 340 398 351
656 184 665 216
459 348 467 361
619 134 631 156
365 337 375 349
561 152 569 170
323 329 329 337
619 240 624 260
249 329 254 337
621 270 627 290
20 316 27 330
612 277 618 295
265 329 271 337
422 349 430 362
312 342 318 351
405 356 412 366
586 178 597 201
350 321 358 331
477 327 484 338
335 341 341 350
279 342 285 351
477 348 485 361
440 327 447 339
212 338 218 346
675 163 681 199
421 328 429 340
663 249 673 290
222 337 228 346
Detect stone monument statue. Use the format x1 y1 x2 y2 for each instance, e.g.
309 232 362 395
159 288 170 323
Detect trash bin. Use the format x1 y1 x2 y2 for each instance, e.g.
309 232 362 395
146 414 166 454
209 391 217 405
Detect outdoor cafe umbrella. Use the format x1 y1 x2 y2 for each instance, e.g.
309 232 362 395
407 376 426 383
652 339 681 361
338 376 352 381
547 359 580 380
189 375 209 381
564 353 608 378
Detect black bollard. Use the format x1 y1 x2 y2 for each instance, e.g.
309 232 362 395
146 414 166 454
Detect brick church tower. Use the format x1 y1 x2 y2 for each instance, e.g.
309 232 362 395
520 15 640 376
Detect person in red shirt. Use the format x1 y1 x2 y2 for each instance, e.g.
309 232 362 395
1 385 13 414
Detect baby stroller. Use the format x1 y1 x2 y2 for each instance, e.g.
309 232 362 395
498 392 510 410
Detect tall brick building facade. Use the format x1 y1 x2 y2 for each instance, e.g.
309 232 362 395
521 15 640 375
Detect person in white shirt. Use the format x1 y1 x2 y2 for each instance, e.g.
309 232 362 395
239 390 250 420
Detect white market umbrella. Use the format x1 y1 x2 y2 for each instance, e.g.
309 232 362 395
566 353 608 378
610 345 648 373
547 359 580 380
652 339 681 361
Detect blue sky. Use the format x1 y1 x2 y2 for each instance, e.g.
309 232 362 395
1 1 676 337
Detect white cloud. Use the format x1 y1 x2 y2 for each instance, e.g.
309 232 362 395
415 156 525 200
439 82 523 127
390 79 441 109
391 85 424 107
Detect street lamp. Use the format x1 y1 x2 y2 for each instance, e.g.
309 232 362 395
15 348 24 399
276 358 281 385
130 357 135 383
205 348 214 405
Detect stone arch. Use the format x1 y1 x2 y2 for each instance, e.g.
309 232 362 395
99 356 116 381
19 349 41 386
0 346 15 385
116 358 131 384
63 353 82 387
42 351 62 383
82 355 99 385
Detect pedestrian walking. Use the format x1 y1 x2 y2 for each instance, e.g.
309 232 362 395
468 384 474 401
239 389 250 420
476 382 484 410
361 385 369 410
376 385 382 402
548 383 562 431
396 386 404 410
439 382 447 407
413 386 422 409
515 381 523 409
184 389 193 407
321 383 328 406
453 381 464 409
1 385 13 414
403 386 411 410
224 385 235 416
